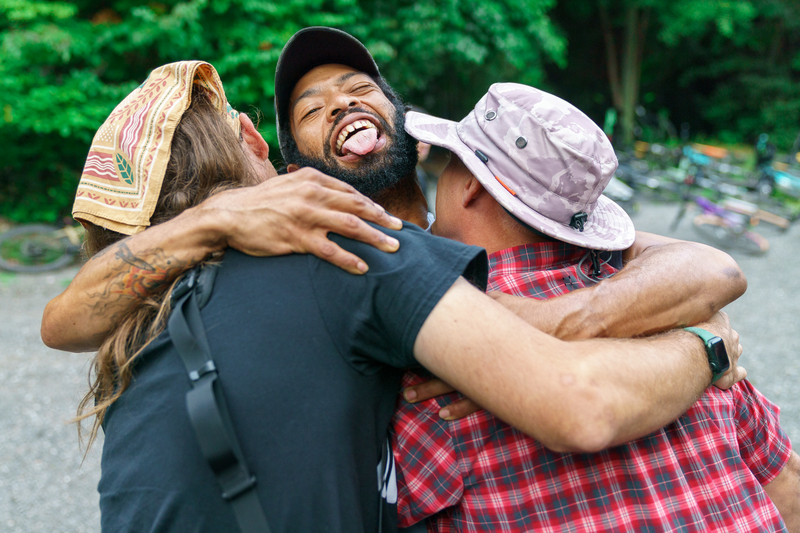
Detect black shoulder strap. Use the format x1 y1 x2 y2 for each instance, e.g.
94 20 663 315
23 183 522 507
168 265 271 533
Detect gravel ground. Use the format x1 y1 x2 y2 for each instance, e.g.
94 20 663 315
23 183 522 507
0 199 797 531
0 266 101 532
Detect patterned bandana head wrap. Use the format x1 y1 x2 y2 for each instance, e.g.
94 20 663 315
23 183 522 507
72 61 241 235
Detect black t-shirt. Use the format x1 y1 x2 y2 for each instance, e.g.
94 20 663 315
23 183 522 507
98 222 487 533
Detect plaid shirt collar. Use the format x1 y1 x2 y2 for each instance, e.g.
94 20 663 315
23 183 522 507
485 240 617 298
488 240 592 276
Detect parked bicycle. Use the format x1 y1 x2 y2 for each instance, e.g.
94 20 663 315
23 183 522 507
614 150 682 202
671 170 796 255
755 161 800 199
753 133 800 199
672 193 770 254
0 222 84 273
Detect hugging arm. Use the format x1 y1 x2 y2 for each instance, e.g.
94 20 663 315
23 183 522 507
406 231 747 417
413 277 741 454
489 231 747 340
41 169 402 352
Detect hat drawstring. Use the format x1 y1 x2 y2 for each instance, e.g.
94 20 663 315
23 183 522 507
590 251 602 277
577 250 615 285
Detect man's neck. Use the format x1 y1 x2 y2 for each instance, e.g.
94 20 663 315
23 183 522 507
372 172 429 228
449 199 554 255
482 232 553 255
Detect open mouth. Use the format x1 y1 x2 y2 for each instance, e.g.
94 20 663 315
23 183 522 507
331 113 387 160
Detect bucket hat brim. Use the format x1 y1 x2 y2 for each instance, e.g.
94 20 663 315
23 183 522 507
406 111 635 251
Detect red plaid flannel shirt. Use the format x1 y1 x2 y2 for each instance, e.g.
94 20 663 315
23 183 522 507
392 241 791 532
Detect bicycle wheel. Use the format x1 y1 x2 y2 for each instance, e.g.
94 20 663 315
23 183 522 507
737 231 770 254
692 215 769 255
670 201 690 231
0 224 75 273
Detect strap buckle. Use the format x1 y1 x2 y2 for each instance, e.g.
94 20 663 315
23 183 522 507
171 268 198 305
188 360 217 382
221 473 257 501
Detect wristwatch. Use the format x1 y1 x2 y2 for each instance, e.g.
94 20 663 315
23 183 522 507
684 327 731 384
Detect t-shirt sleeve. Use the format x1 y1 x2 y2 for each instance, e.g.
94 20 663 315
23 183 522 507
732 379 793 485
308 222 488 372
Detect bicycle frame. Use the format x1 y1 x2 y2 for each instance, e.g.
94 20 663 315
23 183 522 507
673 193 769 255
694 196 749 229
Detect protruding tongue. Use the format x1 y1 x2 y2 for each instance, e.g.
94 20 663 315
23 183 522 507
342 128 378 156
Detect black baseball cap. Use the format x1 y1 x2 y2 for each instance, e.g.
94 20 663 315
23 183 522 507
274 27 381 149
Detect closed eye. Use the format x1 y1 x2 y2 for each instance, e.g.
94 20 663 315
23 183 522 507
351 83 376 94
302 107 320 120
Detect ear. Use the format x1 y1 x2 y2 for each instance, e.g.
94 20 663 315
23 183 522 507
286 163 301 173
239 113 270 160
462 175 486 208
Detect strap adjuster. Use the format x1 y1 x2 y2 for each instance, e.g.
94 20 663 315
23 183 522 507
171 268 198 305
189 360 217 382
221 474 257 501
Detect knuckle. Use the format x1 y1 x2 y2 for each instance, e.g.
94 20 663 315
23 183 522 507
418 382 435 395
285 205 309 224
299 180 322 197
450 405 466 417
423 383 442 398
316 240 337 257
337 180 357 193
341 214 362 230
301 167 322 178
369 229 388 243
453 398 469 409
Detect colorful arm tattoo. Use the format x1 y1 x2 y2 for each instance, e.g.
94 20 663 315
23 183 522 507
86 240 193 321
111 242 186 299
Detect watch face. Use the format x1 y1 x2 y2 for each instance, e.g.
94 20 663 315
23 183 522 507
708 337 730 373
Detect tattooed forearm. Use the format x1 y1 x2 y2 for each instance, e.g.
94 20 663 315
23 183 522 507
85 241 194 320
113 241 157 272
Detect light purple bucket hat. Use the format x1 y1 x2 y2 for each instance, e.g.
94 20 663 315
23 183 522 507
405 83 635 251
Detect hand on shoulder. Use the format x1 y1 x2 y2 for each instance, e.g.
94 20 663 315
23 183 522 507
197 167 403 274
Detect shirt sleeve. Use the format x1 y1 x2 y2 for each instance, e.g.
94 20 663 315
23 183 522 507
309 222 488 373
732 379 793 485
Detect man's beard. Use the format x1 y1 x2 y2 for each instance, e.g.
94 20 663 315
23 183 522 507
290 106 419 198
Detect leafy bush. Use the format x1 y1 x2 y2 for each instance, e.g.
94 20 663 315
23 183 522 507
0 0 562 222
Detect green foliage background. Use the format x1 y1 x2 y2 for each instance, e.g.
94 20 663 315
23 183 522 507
1 0 798 222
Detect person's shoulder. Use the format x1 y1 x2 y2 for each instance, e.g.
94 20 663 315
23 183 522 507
333 221 487 288
216 248 308 280
341 220 473 254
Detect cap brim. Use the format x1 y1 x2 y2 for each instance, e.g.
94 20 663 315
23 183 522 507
275 27 380 131
405 111 635 251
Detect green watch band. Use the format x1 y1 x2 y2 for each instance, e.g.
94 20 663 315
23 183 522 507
684 327 731 384
684 326 716 343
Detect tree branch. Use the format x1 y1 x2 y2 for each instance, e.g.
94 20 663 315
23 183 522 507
598 0 623 110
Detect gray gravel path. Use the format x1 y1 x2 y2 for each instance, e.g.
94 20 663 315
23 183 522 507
0 267 101 532
0 200 797 531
